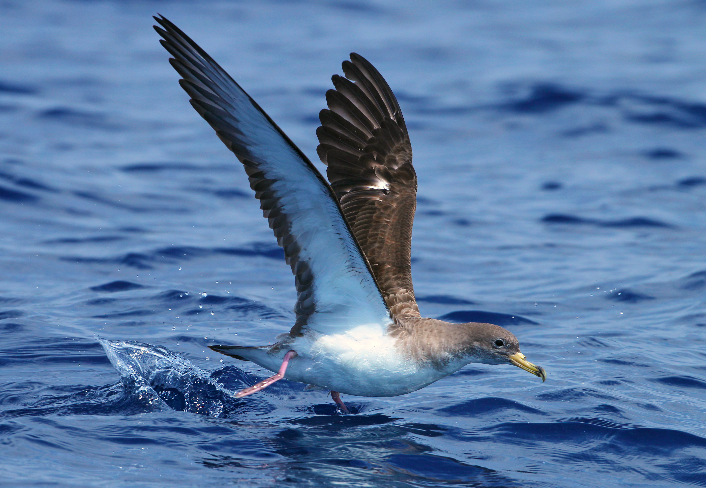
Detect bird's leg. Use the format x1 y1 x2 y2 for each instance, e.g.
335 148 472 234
330 391 350 414
235 350 297 398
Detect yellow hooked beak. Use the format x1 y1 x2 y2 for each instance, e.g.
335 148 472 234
509 352 547 382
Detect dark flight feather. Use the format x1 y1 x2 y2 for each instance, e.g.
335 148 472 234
154 16 390 335
317 54 419 319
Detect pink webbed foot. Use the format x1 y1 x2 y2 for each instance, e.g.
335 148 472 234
235 350 297 398
330 391 350 414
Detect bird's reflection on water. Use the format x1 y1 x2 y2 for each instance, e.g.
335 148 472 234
204 411 515 486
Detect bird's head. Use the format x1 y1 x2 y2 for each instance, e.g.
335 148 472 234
460 322 547 381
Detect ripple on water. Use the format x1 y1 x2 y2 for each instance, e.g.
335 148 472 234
121 161 208 173
0 80 38 95
536 387 618 403
606 289 655 303
417 295 476 305
43 236 125 245
438 310 538 325
644 147 684 160
0 169 57 193
680 270 706 290
677 176 706 188
0 322 23 332
0 310 24 320
653 376 706 390
437 397 544 417
383 453 506 484
621 94 706 129
541 214 674 228
0 185 38 203
499 83 585 114
38 107 119 131
153 290 193 302
216 244 285 261
90 281 144 293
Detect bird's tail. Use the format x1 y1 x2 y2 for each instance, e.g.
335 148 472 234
210 344 287 375
209 344 267 361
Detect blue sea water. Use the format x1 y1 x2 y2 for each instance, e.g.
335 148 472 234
1 0 706 486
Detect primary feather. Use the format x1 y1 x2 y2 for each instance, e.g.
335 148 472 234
154 15 391 336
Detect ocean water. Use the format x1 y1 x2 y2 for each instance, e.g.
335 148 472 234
1 1 705 486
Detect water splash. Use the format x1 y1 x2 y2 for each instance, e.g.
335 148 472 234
99 338 240 417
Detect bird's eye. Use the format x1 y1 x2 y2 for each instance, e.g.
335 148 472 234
494 339 505 347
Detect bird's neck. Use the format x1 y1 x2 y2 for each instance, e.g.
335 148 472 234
390 317 476 369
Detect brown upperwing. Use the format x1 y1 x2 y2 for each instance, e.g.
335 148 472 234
316 54 420 319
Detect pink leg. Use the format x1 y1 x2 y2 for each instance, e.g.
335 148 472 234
235 350 297 398
330 391 350 414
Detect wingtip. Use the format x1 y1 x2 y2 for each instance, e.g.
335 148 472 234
153 14 178 34
349 52 369 66
153 14 171 36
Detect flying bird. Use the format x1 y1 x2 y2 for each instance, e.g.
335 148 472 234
153 15 546 413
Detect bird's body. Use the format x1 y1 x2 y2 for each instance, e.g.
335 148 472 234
232 326 442 397
153 15 546 408
224 319 491 397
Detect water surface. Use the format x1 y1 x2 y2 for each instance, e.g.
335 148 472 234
1 1 705 486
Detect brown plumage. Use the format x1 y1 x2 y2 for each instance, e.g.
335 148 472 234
317 55 420 319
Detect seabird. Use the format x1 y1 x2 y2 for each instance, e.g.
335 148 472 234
154 15 546 413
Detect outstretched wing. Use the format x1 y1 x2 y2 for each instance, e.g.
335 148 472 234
153 16 391 335
316 54 420 319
